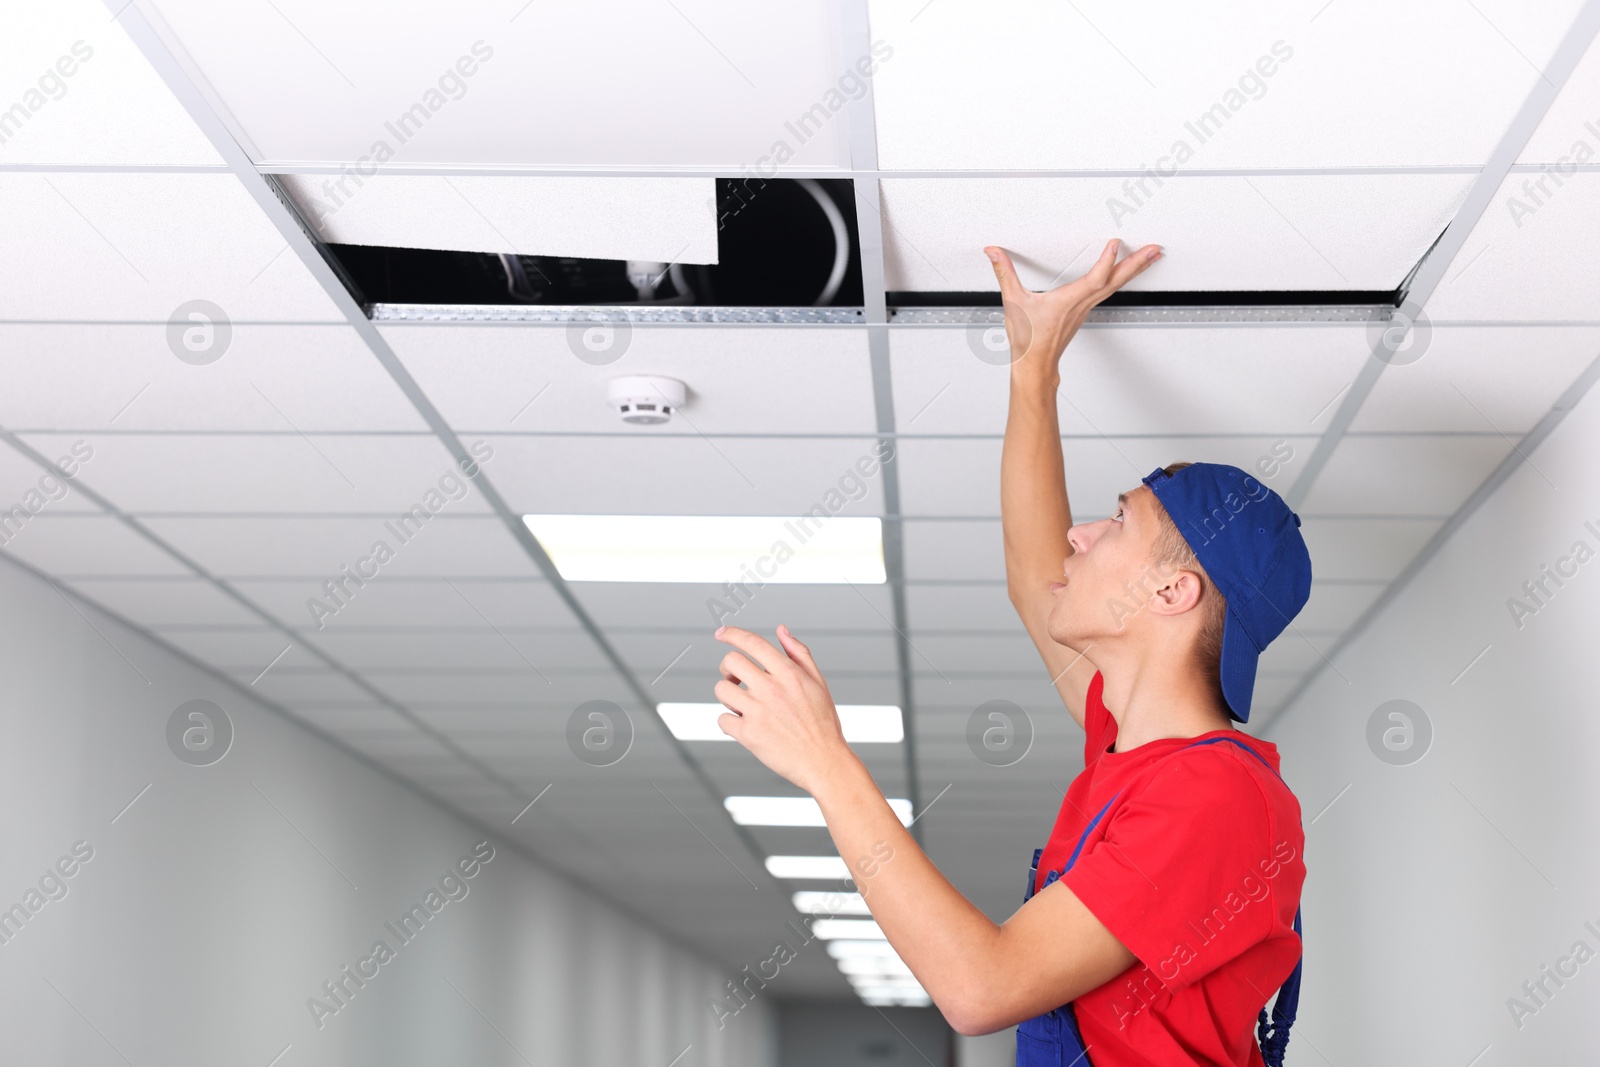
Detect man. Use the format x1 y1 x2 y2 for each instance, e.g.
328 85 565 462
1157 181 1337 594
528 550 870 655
712 238 1310 1066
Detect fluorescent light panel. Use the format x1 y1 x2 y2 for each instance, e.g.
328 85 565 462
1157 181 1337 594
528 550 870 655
659 703 903 743
812 919 885 940
726 796 912 827
523 514 885 584
827 940 904 960
765 855 850 880
792 891 870 916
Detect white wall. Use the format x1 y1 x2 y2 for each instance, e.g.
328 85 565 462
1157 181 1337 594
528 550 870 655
1262 367 1600 1063
0 552 777 1067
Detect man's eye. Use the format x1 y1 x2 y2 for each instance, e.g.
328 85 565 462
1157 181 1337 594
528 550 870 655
1112 510 1124 522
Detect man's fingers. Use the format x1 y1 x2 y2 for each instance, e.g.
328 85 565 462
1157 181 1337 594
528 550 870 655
985 246 1029 302
1083 238 1121 286
776 624 824 686
714 678 752 717
1106 243 1162 291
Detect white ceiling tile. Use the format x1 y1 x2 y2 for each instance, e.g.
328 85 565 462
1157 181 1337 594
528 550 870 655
869 0 1582 169
282 703 413 735
281 176 718 264
1427 173 1600 321
146 0 852 167
0 442 97 513
20 432 484 515
359 670 619 705
223 667 374 704
0 0 220 165
157 625 300 671
59 577 262 627
305 629 606 672
1300 434 1513 516
880 176 1471 292
903 633 1047 675
891 324 1371 437
1298 518 1444 582
139 514 537 579
234 577 570 631
383 325 878 435
1519 32 1600 163
483 434 889 516
1257 633 1337 675
897 436 1314 517
1 514 187 576
0 324 426 432
571 581 897 633
903 519 1003 581
905 584 1026 633
1294 581 1384 632
1349 326 1600 433
610 630 898 678
0 174 340 322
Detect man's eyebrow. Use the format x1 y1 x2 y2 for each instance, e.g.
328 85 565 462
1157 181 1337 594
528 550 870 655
1116 492 1130 511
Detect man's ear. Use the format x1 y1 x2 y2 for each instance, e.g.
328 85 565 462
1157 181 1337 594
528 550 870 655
1146 567 1206 618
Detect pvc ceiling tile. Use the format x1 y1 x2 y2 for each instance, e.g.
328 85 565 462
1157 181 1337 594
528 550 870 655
896 437 1314 518
0 442 98 513
1427 174 1600 322
1349 326 1600 433
879 175 1471 292
902 519 1004 582
138 514 536 580
19 433 482 515
1 514 187 576
890 324 1371 437
0 324 427 432
482 434 889 517
1300 434 1515 516
61 577 263 628
0 174 341 322
145 0 852 167
281 176 718 264
305 629 608 673
233 577 571 632
868 0 1582 169
1519 31 1600 163
382 325 877 435
1297 518 1445 582
1 0 220 165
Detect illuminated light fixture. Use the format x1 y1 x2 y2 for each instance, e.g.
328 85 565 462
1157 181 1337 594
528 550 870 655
827 940 903 960
726 796 912 827
522 514 885 584
792 891 870 916
765 855 850 880
659 703 902 743
848 974 925 991
837 957 913 976
812 919 885 940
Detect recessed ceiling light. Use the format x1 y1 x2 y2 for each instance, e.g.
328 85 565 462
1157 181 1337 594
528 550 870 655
826 940 904 960
523 514 885 584
765 855 850 880
792 891 871 916
726 796 911 827
836 957 913 976
652 703 902 748
658 703 903 743
812 919 885 940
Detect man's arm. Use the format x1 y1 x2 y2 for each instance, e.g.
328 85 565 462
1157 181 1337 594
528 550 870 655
994 241 1163 730
711 625 1138 1037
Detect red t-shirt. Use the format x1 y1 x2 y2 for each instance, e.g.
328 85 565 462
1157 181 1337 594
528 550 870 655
1034 671 1305 1067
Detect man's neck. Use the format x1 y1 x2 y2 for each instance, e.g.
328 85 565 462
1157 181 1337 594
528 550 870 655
1098 655 1234 752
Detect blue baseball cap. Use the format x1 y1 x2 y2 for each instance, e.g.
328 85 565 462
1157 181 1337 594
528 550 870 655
1141 463 1313 723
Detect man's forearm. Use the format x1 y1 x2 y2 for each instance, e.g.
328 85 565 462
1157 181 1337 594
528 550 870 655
1001 365 1074 591
811 754 1001 1022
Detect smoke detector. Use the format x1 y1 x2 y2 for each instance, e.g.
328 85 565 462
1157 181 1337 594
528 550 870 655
607 375 686 425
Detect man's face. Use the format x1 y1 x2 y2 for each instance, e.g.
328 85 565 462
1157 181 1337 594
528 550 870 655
1046 485 1173 647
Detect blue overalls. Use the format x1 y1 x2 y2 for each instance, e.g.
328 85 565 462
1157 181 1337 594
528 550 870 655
1016 735 1304 1067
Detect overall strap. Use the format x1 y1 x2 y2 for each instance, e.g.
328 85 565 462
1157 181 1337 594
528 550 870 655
1181 735 1303 1067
